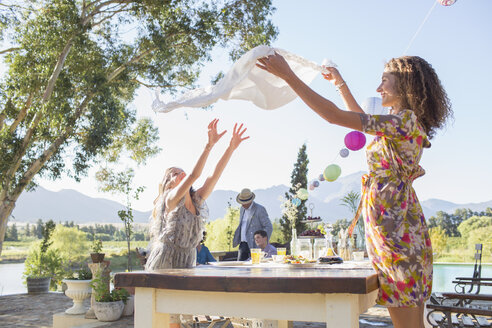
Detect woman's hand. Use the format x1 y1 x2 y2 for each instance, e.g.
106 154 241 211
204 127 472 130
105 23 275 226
229 123 249 150
321 66 344 86
256 52 294 81
207 118 227 148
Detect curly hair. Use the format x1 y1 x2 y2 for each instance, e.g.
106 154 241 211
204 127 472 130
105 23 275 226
385 56 453 139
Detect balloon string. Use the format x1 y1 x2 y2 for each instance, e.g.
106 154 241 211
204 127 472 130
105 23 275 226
403 1 438 55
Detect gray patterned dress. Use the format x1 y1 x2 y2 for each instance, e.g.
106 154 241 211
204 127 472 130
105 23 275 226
145 192 208 271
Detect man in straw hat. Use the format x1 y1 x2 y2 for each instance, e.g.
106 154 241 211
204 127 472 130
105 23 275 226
233 188 273 261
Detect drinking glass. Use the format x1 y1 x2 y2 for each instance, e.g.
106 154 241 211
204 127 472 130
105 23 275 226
251 248 261 264
277 248 286 256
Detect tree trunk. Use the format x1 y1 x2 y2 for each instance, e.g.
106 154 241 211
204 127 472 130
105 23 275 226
0 198 17 256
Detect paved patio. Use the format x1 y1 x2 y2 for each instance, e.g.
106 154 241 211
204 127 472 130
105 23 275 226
0 292 393 327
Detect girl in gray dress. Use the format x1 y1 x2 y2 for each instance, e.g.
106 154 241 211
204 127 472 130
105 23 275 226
146 119 249 271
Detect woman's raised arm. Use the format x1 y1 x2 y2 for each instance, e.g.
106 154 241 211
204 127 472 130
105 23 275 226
322 66 365 114
166 119 226 211
256 53 363 131
196 123 249 202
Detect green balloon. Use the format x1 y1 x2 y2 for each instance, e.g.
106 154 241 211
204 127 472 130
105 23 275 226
323 164 341 182
297 188 309 200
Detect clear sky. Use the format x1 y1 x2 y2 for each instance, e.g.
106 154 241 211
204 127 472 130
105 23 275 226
37 0 492 211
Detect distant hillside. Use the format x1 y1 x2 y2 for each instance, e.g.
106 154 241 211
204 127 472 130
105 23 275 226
10 174 492 224
11 186 151 224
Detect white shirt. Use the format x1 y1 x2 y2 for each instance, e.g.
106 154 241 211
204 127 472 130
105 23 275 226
240 206 254 242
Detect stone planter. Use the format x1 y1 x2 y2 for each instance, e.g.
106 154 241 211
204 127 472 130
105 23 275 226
122 295 134 316
63 279 92 314
90 253 105 263
93 300 124 322
26 277 51 294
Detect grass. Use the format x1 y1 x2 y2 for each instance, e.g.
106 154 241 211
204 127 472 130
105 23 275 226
1 240 149 270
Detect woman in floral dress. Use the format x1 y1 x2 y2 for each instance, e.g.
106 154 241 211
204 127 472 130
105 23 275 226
257 55 452 328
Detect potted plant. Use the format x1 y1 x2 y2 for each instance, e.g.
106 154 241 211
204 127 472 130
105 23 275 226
63 266 93 315
23 220 63 293
90 238 105 263
90 269 127 322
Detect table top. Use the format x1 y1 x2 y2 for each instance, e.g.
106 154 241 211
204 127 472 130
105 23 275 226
114 261 378 294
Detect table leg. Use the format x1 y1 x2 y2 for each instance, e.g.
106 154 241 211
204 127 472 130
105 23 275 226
277 320 293 328
135 287 170 328
324 291 378 328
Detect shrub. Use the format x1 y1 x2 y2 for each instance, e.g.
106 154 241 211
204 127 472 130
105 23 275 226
91 239 103 253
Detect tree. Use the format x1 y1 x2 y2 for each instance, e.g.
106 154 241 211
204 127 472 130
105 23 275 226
25 222 31 237
224 198 239 251
8 223 18 241
428 211 463 237
0 0 278 255
51 224 90 263
279 144 309 241
205 206 240 252
427 207 492 239
35 219 44 239
429 226 448 257
339 191 363 249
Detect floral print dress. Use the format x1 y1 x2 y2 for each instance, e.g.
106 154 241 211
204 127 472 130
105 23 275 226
359 109 433 307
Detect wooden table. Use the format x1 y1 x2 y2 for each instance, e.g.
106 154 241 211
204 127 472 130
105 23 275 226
114 262 379 328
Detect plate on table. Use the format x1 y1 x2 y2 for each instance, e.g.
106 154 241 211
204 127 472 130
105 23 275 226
209 261 245 267
286 262 317 268
300 219 322 223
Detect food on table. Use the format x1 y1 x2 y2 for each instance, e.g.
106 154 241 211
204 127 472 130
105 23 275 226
283 255 317 264
299 229 324 237
318 256 343 264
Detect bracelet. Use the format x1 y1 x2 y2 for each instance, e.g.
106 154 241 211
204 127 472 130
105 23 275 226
335 81 346 91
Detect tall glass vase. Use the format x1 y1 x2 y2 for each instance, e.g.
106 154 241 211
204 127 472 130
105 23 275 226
290 228 298 256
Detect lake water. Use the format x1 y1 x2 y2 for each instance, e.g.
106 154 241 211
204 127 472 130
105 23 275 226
1 262 491 296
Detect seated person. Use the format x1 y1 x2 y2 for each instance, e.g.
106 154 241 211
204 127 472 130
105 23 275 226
254 230 277 258
196 232 217 265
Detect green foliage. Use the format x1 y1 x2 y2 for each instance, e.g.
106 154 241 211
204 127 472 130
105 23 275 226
23 247 64 289
339 191 363 248
340 191 360 214
280 144 309 241
97 167 145 272
51 225 90 262
269 219 285 244
66 266 92 280
91 268 129 303
427 207 491 237
5 223 19 241
224 199 239 251
457 215 492 251
429 226 448 257
205 206 240 252
0 0 278 253
40 220 56 253
91 238 103 254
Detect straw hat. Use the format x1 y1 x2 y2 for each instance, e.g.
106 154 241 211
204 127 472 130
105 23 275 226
236 188 255 205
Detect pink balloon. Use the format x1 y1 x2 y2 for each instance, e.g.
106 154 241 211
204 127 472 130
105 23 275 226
344 131 366 151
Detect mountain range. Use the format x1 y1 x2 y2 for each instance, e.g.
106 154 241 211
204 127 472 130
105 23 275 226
10 171 492 224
